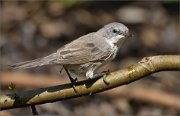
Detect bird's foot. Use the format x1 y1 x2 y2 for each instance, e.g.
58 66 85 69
93 70 110 85
101 70 110 75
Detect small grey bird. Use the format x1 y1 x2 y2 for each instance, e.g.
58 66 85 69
11 22 130 81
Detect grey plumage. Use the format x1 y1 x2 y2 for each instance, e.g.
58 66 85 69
11 52 58 69
11 22 130 79
57 33 113 64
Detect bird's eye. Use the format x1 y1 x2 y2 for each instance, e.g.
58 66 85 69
113 29 118 33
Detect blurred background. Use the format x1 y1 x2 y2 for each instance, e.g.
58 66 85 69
0 1 179 116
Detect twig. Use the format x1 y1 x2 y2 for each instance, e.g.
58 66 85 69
0 55 179 110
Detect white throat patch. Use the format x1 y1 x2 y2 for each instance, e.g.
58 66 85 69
106 35 125 47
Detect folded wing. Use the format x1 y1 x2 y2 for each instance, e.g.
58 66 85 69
58 33 112 64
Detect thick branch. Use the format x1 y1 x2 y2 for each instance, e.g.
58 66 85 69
0 55 179 110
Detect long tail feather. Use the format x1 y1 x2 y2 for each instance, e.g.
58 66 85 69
10 52 58 69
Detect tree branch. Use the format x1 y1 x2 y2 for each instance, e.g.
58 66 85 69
0 55 179 110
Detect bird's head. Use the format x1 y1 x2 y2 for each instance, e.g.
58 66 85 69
97 22 130 47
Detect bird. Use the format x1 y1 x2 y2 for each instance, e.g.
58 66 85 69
11 22 130 83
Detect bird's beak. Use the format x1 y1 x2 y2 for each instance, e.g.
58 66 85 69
116 30 130 38
118 34 126 39
124 31 133 38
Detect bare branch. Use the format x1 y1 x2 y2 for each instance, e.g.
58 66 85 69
0 55 179 110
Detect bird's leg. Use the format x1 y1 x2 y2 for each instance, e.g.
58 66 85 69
59 66 63 74
63 65 77 82
63 65 77 93
60 66 77 82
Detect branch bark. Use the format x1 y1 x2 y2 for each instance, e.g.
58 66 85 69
0 55 180 110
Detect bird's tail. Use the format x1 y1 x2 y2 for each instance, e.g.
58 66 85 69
10 52 58 69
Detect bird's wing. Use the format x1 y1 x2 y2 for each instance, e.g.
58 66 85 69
57 33 112 64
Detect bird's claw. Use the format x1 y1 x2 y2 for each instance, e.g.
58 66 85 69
93 70 110 85
101 69 110 75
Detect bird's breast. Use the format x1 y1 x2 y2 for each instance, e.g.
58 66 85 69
65 63 92 75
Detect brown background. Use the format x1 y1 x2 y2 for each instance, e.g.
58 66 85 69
0 1 179 116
